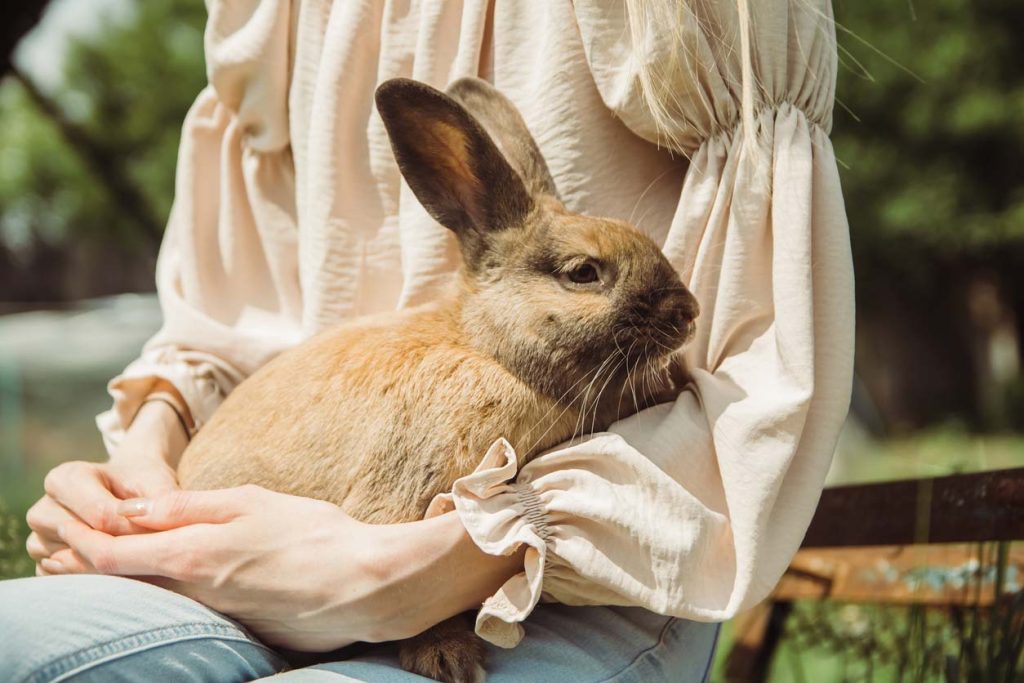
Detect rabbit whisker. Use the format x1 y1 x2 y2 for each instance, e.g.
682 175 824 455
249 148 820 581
588 356 625 438
625 339 642 417
522 352 617 457
572 354 618 442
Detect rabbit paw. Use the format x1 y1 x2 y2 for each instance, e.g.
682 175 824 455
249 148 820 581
398 617 487 683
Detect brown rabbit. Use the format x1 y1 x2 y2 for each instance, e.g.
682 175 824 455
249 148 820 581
176 77 700 682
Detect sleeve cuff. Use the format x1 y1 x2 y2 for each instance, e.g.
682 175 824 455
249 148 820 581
446 438 552 649
96 349 229 455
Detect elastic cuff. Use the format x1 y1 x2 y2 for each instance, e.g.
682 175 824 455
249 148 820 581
450 439 551 648
97 354 225 455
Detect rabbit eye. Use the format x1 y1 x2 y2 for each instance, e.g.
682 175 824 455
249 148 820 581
556 258 610 291
568 263 599 284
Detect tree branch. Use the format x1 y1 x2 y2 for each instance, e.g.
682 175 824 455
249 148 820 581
10 63 165 249
1 1 53 76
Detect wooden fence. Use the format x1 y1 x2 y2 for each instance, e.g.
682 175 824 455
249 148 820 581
724 467 1024 681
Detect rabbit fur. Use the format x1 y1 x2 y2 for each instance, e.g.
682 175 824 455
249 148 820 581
176 77 700 683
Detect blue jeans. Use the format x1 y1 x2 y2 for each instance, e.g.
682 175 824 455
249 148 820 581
0 575 719 682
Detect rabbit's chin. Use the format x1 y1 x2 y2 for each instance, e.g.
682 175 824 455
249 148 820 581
652 351 680 372
623 351 690 407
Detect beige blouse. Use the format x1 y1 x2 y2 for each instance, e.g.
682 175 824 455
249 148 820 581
98 0 854 648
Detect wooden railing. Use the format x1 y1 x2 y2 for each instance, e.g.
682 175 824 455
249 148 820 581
724 467 1024 682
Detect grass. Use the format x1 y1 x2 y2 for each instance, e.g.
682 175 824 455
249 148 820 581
751 545 1024 683
828 422 1024 486
0 500 33 579
0 373 112 581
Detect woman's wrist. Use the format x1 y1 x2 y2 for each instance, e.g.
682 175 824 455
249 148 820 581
367 511 526 640
110 400 189 468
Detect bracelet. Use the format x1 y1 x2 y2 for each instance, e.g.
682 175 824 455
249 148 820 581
141 392 194 441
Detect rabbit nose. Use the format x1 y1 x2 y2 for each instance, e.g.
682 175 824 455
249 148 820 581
654 288 700 345
660 288 700 323
684 291 700 321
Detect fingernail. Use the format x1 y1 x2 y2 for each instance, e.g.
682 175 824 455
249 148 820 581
41 558 63 573
118 499 152 517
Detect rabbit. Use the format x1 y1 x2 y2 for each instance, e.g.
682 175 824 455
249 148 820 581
176 76 700 683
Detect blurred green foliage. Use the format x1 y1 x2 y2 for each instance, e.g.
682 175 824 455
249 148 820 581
832 0 1024 290
0 0 205 253
0 502 33 579
827 0 1024 432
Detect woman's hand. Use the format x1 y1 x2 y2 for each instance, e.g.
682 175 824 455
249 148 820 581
43 485 525 651
26 401 187 574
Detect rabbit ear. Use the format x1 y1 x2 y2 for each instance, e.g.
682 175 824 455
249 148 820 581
375 78 534 256
446 78 559 200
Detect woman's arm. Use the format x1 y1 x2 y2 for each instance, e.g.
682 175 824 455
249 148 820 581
46 486 525 650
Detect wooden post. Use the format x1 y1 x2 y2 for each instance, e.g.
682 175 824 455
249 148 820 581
724 601 792 683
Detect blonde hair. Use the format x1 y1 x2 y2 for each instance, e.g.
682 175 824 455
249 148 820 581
621 0 760 156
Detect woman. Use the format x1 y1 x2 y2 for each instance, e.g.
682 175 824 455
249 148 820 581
0 0 853 680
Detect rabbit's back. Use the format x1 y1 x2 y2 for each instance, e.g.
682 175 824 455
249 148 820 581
176 302 576 523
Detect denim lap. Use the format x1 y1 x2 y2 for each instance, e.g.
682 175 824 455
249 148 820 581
0 575 717 682
0 575 285 683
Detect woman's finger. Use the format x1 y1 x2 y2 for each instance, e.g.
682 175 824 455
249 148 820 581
108 462 181 500
43 548 96 575
116 487 253 531
58 518 208 580
26 530 68 561
44 462 142 535
26 496 75 540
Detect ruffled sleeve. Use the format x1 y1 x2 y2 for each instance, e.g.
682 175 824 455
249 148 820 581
451 0 854 647
97 0 301 450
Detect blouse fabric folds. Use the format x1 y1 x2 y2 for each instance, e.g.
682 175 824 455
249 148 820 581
98 0 854 648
